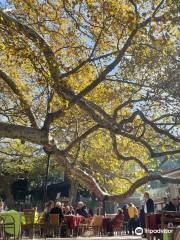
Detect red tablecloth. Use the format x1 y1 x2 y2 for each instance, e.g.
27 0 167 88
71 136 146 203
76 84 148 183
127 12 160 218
145 213 162 230
65 215 84 229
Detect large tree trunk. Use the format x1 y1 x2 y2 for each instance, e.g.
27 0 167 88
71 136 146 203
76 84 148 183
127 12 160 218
69 179 78 205
5 184 14 209
0 176 14 208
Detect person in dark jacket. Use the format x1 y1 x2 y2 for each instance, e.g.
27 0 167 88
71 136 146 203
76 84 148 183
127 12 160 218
50 201 64 222
63 205 73 215
144 192 154 213
76 202 88 218
88 208 94 217
122 205 129 234
163 198 176 211
139 205 145 229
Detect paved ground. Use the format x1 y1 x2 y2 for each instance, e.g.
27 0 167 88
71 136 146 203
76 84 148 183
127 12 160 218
32 237 145 240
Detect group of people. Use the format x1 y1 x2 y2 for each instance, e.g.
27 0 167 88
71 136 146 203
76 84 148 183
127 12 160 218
107 192 155 236
1 192 179 237
121 192 179 235
44 200 91 222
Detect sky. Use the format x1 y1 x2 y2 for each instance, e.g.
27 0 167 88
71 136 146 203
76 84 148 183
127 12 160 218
0 0 9 8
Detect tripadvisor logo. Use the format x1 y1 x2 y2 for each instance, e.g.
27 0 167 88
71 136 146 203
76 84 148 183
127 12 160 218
135 227 143 236
135 227 173 236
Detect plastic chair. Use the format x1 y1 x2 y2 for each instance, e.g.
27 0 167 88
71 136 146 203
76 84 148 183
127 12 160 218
49 214 62 237
0 216 5 240
21 209 35 238
24 209 35 223
50 214 59 226
90 215 103 236
77 217 91 236
112 222 123 236
0 215 16 240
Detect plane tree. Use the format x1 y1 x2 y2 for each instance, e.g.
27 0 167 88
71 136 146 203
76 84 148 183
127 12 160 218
0 0 180 202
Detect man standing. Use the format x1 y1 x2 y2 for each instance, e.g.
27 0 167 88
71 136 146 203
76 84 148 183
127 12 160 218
144 192 154 213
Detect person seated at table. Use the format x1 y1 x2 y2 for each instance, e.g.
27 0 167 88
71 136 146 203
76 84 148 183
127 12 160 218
44 201 54 221
163 197 176 211
64 205 73 215
61 202 65 213
107 208 124 236
70 206 75 215
88 208 94 217
76 202 88 218
50 201 64 222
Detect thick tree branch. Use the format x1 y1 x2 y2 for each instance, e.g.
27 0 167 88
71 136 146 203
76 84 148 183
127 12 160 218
43 109 64 130
0 122 48 145
108 174 180 202
0 69 38 128
54 146 180 202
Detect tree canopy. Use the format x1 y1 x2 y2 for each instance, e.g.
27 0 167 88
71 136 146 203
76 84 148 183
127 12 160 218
0 0 180 202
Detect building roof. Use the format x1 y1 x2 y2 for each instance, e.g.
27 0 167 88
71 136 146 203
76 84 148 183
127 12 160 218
164 167 180 175
163 167 180 178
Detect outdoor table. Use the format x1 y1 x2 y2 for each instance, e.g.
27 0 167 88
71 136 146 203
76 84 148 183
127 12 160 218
145 213 162 240
65 215 84 230
145 212 161 230
0 210 21 237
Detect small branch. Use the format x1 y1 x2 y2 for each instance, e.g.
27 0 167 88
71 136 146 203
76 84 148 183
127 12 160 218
111 133 149 172
43 109 64 131
64 124 100 153
152 149 180 158
0 150 32 158
113 94 149 119
136 110 180 143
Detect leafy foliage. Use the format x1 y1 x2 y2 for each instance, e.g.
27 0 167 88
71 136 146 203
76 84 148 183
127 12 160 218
0 0 179 200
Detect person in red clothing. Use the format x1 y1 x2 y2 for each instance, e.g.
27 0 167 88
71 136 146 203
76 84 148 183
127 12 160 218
107 208 124 236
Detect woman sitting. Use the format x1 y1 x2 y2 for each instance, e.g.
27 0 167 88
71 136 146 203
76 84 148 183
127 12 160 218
107 208 124 236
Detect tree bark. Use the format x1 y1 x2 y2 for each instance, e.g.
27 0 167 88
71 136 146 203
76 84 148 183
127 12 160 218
0 176 14 208
69 179 78 205
0 122 48 145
